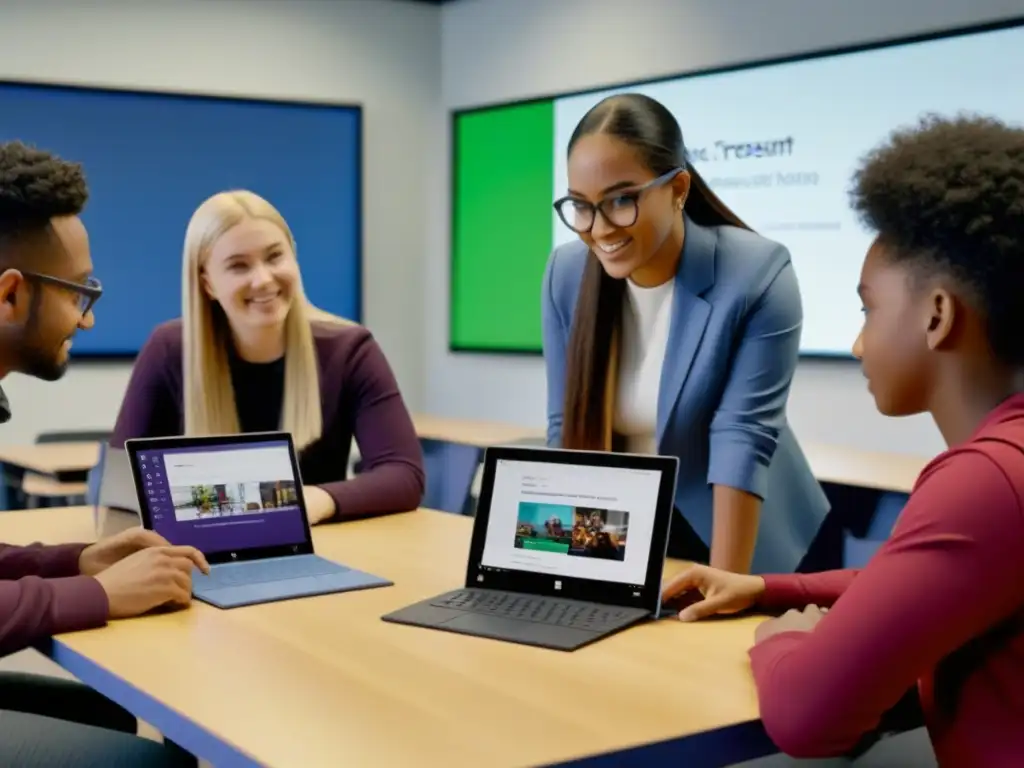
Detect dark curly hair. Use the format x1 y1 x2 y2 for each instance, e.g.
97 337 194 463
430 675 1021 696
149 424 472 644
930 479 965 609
849 113 1024 366
0 141 88 262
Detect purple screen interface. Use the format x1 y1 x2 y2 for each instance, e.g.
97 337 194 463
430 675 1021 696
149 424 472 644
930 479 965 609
135 441 308 554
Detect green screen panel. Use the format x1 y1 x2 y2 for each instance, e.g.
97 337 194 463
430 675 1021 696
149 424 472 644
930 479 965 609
451 99 555 352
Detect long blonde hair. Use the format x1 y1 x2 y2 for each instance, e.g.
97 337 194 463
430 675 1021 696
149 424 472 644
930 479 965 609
182 190 352 450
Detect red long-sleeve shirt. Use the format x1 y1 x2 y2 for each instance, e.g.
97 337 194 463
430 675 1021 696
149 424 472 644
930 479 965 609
0 541 109 656
749 394 1024 767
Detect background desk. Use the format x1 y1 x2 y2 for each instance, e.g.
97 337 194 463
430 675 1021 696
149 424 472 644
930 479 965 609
1 421 933 570
5 506 777 768
0 441 99 509
412 413 545 515
801 442 928 568
411 416 930 568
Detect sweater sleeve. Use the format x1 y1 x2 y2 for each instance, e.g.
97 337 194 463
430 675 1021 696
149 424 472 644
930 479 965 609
317 333 424 520
0 575 109 656
0 542 89 580
756 569 860 612
111 327 181 446
747 449 1024 758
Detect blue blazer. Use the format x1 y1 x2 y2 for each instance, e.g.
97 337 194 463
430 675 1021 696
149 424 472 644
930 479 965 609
541 215 829 574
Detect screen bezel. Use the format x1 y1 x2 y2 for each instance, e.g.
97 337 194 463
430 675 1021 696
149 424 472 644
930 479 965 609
125 431 314 565
466 446 679 613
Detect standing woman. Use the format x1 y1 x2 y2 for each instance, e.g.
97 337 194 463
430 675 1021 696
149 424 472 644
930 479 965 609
112 190 424 524
542 93 827 574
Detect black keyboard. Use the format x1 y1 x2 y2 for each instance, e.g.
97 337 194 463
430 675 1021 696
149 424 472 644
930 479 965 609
432 590 634 632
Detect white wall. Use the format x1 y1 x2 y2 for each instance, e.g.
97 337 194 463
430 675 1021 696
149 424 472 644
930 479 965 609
0 0 438 443
3 0 1021 459
429 0 1024 457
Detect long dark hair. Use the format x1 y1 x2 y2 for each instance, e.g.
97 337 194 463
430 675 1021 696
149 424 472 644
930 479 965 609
561 93 750 450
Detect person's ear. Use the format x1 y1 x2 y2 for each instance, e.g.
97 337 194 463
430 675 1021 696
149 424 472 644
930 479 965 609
198 268 216 300
0 269 25 322
671 170 691 212
924 287 956 351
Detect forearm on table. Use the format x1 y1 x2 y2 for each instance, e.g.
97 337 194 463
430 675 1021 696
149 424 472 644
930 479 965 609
0 576 108 657
0 543 90 580
709 484 761 574
320 461 424 521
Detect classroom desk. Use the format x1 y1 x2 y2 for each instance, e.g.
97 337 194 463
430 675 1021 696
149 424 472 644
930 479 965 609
803 442 927 495
7 506 778 768
0 441 99 480
412 413 930 519
412 414 546 515
0 441 99 509
413 413 546 446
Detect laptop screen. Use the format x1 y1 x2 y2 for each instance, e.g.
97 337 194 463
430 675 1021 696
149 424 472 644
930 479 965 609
479 458 663 588
133 439 308 555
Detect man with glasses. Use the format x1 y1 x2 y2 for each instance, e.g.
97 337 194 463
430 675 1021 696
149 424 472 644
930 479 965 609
0 140 205 766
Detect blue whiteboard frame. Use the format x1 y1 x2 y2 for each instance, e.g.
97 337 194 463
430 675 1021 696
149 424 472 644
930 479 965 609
0 80 363 360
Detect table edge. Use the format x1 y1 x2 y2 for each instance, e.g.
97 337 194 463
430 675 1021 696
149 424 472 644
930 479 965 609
41 631 778 767
41 636 261 768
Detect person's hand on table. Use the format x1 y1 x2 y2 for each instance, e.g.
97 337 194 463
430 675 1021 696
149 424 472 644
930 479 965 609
303 485 336 525
79 527 195 576
754 605 827 645
661 563 766 622
94 545 210 619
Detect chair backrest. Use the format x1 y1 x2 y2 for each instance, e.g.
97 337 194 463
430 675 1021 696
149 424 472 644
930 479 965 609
36 429 113 444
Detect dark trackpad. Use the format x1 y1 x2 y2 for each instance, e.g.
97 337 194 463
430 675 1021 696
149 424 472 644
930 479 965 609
444 612 597 651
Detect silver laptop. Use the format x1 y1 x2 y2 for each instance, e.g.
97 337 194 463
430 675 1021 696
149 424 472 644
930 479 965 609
382 446 679 651
95 444 139 513
125 431 392 608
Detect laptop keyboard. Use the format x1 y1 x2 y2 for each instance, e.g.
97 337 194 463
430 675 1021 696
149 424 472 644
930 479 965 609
432 589 634 632
197 556 346 589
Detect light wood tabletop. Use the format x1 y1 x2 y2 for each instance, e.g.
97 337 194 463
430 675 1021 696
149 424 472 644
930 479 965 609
0 424 930 495
4 506 767 768
803 442 928 494
413 413 545 448
0 441 100 479
411 414 929 494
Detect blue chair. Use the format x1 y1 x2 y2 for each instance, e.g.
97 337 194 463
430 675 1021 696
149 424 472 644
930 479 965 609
842 491 909 568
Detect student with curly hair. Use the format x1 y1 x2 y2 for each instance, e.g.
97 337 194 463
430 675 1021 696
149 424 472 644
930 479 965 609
0 140 203 766
663 113 1024 766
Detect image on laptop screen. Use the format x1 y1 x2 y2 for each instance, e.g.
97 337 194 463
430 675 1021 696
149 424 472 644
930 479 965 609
134 439 308 555
480 458 662 588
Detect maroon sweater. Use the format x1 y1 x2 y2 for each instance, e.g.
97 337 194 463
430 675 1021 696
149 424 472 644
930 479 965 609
750 394 1024 767
0 381 109 654
111 319 424 521
0 539 109 655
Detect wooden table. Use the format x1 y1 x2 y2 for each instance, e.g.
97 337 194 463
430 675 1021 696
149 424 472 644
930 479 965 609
804 442 927 495
6 506 775 768
0 442 99 481
412 415 546 515
0 442 100 509
413 414 545 447
411 413 931 521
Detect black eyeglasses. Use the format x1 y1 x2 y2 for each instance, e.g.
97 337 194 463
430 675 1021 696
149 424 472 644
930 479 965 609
22 271 103 316
553 168 683 234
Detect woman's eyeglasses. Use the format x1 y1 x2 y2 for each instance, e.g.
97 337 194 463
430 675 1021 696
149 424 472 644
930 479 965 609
553 168 683 234
21 271 103 316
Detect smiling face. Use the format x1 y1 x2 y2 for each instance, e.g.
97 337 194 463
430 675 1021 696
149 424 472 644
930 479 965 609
201 217 298 337
564 133 688 283
0 215 97 380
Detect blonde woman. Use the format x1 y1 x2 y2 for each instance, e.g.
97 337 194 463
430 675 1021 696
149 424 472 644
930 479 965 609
112 191 424 524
